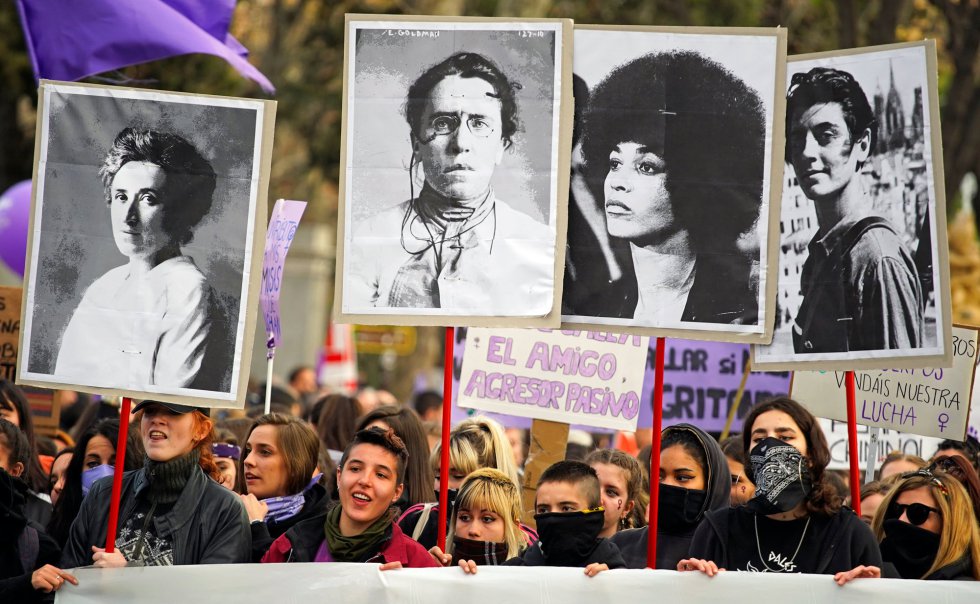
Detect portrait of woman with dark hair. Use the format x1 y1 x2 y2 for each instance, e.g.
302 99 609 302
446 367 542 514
54 127 223 391
567 50 768 328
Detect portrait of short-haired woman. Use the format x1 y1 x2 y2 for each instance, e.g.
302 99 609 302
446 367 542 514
54 127 221 391
566 50 768 328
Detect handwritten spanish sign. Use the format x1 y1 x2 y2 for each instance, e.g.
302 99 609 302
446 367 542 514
260 200 306 348
794 326 979 440
0 287 21 381
819 418 944 471
458 328 648 431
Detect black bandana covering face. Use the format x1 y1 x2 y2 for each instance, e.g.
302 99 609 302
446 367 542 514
534 508 605 564
451 536 509 566
746 438 813 515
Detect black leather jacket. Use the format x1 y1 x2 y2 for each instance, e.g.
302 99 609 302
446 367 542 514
61 466 250 568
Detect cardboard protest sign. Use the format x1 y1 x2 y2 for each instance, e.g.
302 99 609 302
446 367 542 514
458 328 648 431
561 26 787 343
754 41 952 371
793 326 979 440
18 81 275 408
22 386 59 437
334 15 573 327
819 418 943 471
0 287 21 381
260 199 307 348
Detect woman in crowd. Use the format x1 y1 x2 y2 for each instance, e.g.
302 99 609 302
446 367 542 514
61 402 249 567
878 452 926 481
613 424 730 569
47 419 142 548
585 448 646 538
720 435 756 506
930 454 980 525
239 413 328 562
261 427 439 568
0 381 48 494
316 394 361 465
678 398 881 578
836 468 980 583
568 51 765 326
212 429 240 491
0 420 78 602
429 468 533 571
47 448 73 507
856 480 892 526
357 405 435 508
399 416 519 548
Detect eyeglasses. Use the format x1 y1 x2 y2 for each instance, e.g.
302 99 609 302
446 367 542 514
425 113 495 139
929 456 959 473
888 501 941 526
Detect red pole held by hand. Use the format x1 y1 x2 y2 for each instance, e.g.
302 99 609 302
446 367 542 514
105 396 132 553
646 337 666 568
437 327 454 551
845 371 862 517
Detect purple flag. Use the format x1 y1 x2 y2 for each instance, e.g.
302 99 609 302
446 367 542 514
260 200 307 349
16 0 274 93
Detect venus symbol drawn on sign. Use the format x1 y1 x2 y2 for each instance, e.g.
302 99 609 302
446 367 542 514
938 412 949 432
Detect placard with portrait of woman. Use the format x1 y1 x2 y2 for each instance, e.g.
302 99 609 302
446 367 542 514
560 26 787 344
17 81 275 408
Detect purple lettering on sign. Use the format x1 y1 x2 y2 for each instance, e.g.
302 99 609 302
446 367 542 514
260 200 307 348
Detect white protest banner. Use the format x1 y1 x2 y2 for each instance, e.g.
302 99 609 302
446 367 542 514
793 326 979 440
458 328 648 431
57 563 978 604
819 418 944 471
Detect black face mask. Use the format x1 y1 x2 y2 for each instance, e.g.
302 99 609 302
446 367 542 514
452 536 509 566
534 509 604 564
880 518 941 579
745 437 812 515
657 483 708 534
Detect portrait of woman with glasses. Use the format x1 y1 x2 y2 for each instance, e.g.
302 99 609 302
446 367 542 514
344 50 554 314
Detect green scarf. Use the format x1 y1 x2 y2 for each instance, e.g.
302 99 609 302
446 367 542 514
323 504 394 562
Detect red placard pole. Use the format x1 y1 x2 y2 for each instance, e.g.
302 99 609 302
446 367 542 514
844 371 862 516
104 396 132 553
437 327 454 551
646 337 666 569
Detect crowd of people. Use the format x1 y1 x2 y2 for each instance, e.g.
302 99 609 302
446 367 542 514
2 376 980 602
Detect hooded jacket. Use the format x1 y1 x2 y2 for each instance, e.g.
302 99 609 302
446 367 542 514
60 465 250 568
611 423 730 569
1 471 61 603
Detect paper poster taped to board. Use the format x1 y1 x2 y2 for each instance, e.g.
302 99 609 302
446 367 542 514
794 326 978 439
18 81 275 408
334 15 573 327
561 26 786 343
458 328 648 431
754 41 952 371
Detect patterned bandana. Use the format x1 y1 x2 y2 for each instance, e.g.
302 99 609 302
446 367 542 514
746 437 813 515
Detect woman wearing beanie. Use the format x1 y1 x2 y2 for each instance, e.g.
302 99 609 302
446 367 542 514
61 401 249 567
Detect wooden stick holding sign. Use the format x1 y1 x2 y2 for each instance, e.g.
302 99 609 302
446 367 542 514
844 371 861 516
520 419 571 527
720 358 753 441
104 397 132 553
646 337 666 569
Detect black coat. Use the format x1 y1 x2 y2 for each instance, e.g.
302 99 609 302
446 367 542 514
61 466 250 568
503 538 626 569
1 474 60 604
249 483 330 562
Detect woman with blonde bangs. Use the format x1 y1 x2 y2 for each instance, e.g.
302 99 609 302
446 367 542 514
429 469 534 571
857 469 980 581
399 416 519 548
61 401 250 567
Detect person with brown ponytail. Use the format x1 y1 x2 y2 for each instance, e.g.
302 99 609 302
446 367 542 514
61 401 249 567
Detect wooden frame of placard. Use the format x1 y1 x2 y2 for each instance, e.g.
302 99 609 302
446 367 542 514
559 24 788 345
332 14 573 328
752 40 952 371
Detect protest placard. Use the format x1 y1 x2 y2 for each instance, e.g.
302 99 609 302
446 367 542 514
819 418 943 471
793 326 979 440
260 199 307 347
0 286 21 381
458 328 648 431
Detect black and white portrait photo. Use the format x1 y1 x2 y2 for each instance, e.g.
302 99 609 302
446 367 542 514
561 27 785 343
335 16 571 325
753 42 951 370
18 82 274 406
